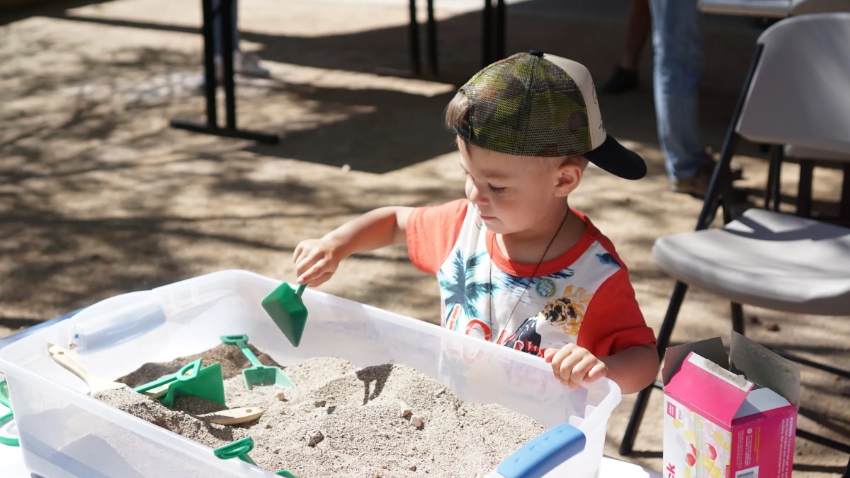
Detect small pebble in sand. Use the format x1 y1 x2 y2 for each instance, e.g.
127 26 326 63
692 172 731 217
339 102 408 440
434 388 445 398
314 400 326 407
411 416 424 429
275 391 286 401
308 431 325 447
410 465 418 471
399 400 412 418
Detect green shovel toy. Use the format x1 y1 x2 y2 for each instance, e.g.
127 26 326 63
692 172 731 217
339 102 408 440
220 335 294 390
262 282 308 347
134 359 226 408
214 436 297 477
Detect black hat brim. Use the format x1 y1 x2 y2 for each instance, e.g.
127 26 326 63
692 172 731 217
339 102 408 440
583 135 647 180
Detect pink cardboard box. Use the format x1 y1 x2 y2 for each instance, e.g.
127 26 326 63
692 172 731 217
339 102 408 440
662 333 801 478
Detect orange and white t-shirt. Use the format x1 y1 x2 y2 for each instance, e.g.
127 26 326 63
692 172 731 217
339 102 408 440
406 199 655 358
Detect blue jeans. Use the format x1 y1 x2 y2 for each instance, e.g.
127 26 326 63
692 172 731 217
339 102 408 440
211 0 239 56
649 0 705 181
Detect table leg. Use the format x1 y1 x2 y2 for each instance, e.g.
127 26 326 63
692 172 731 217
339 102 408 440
426 0 438 75
202 0 217 127
482 0 493 67
409 0 421 74
495 0 505 61
221 0 237 130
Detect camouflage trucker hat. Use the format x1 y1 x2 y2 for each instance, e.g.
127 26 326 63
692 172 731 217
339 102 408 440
454 50 646 180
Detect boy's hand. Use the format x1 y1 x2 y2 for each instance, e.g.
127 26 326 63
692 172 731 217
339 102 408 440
293 238 343 287
544 344 608 390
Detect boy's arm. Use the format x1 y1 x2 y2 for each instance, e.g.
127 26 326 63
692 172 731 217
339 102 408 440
599 343 659 394
294 207 413 286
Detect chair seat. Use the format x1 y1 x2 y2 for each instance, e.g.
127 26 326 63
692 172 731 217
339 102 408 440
784 144 850 162
653 209 850 315
698 0 790 17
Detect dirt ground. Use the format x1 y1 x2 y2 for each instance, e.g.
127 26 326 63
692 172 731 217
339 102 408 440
1 0 848 475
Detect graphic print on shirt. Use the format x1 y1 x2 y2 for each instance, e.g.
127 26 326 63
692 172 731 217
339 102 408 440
502 285 593 355
435 205 624 357
438 249 497 338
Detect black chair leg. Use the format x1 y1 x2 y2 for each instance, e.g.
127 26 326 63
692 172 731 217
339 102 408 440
409 0 421 74
620 281 690 455
621 45 765 457
840 163 850 220
770 145 784 212
731 302 745 335
426 0 438 75
797 159 814 217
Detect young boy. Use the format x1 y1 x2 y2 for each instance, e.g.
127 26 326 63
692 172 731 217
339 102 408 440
293 51 658 394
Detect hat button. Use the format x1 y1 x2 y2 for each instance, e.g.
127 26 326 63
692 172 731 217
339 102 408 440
528 50 544 57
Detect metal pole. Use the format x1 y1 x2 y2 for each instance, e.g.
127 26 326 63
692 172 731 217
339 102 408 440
482 0 493 67
426 0 438 75
201 0 217 127
697 44 764 231
408 0 421 74
220 0 237 130
495 0 505 60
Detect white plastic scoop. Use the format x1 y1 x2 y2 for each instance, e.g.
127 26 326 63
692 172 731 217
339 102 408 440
47 343 129 395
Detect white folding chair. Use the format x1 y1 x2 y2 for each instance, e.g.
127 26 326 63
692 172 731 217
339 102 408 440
698 0 850 18
619 14 850 476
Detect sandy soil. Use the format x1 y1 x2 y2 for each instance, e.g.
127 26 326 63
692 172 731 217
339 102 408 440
1 0 848 475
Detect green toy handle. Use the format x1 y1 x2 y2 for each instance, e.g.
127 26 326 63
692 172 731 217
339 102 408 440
175 360 201 382
134 359 202 394
0 381 10 409
214 436 255 462
276 470 297 478
220 335 263 368
220 334 250 345
295 283 306 297
0 381 19 447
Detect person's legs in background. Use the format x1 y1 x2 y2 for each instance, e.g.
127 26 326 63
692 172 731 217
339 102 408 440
598 0 651 94
203 0 269 85
649 0 711 195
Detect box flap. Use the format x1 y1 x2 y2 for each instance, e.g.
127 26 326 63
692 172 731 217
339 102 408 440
734 387 793 419
666 352 753 426
729 332 801 409
662 337 728 385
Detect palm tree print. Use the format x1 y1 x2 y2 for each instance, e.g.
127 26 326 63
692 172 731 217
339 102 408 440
439 249 494 322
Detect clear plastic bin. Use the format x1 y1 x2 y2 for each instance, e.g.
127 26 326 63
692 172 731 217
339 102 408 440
0 270 620 478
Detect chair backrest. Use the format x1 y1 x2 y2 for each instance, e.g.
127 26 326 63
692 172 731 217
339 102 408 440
736 13 850 155
791 0 850 16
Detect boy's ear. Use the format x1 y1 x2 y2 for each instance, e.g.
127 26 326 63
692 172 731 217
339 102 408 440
553 161 583 198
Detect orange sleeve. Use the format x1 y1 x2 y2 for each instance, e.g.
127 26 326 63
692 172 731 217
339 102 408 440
406 199 468 275
577 267 657 358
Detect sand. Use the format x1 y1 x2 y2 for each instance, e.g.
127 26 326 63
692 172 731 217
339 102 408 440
96 346 545 477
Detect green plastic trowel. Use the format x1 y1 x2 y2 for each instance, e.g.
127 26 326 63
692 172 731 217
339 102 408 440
220 335 294 390
261 282 308 347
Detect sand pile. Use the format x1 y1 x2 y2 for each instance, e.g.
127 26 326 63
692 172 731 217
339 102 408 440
96 345 545 477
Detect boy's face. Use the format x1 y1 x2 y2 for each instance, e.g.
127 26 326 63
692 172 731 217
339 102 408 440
459 141 583 236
